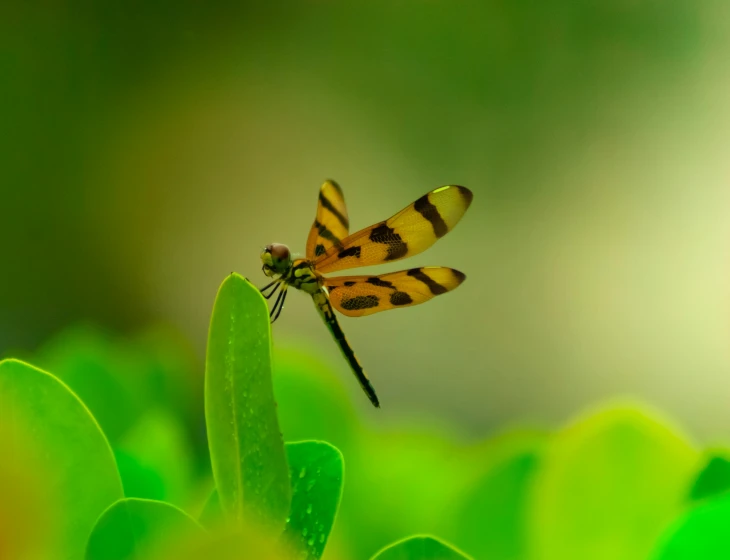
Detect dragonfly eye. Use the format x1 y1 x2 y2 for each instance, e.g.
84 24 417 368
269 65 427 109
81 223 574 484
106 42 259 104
261 243 292 274
268 243 291 262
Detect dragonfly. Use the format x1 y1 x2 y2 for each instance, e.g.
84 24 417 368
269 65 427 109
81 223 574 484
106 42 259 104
259 180 473 407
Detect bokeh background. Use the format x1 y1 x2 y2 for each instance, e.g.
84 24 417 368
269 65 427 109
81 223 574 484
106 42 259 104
3 1 730 558
4 0 730 438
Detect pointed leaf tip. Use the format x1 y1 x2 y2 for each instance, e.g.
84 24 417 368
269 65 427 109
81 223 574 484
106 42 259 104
85 498 204 560
371 535 473 560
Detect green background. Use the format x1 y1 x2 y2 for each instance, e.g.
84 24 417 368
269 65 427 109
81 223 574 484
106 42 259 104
2 2 730 559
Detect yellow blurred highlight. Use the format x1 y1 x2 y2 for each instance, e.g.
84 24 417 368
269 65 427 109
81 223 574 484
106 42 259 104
0 407 58 560
156 517 349 560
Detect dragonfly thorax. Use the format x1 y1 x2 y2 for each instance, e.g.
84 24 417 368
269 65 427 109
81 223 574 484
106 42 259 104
286 259 321 294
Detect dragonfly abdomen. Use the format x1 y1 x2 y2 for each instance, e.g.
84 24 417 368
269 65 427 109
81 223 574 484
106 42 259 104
312 289 380 408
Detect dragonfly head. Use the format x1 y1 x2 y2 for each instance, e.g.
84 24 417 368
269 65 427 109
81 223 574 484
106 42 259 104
261 243 292 277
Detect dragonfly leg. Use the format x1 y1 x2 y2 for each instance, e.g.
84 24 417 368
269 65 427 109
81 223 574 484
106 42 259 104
271 288 288 323
259 279 281 299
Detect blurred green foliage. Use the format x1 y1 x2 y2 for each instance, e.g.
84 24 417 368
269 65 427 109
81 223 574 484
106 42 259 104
446 432 545 560
529 405 698 560
687 451 730 503
114 408 196 506
1 272 730 559
651 493 730 560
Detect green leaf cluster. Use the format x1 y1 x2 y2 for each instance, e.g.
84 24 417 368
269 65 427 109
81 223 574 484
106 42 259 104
2 272 729 559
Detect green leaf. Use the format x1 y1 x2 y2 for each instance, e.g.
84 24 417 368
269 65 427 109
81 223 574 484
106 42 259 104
204 273 291 529
651 493 730 559
688 451 730 503
85 498 204 560
284 440 344 559
450 432 545 560
197 440 344 554
529 403 699 560
371 535 473 560
0 358 124 560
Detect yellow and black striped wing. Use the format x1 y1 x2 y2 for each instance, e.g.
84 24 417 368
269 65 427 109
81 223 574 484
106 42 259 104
313 185 472 273
305 179 350 260
325 267 466 317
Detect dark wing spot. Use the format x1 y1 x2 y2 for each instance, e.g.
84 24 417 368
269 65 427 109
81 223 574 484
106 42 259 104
451 269 466 284
414 193 448 238
456 185 474 205
315 244 326 256
314 220 341 246
369 223 396 243
366 277 394 288
327 285 338 293
390 291 413 306
326 179 343 196
344 281 357 286
386 241 408 260
341 295 380 310
369 223 408 260
319 192 349 229
407 268 448 295
338 246 361 259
